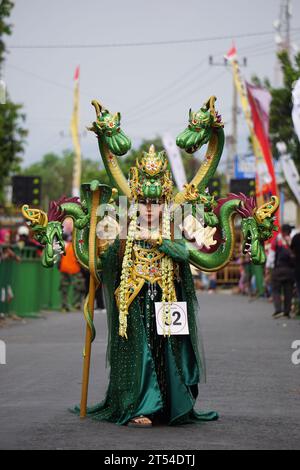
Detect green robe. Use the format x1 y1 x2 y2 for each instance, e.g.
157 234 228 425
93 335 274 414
75 238 218 425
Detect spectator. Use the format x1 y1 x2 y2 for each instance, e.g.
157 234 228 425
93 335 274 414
291 232 300 306
16 225 42 252
237 252 251 295
208 272 217 294
59 237 84 312
81 267 106 313
0 228 20 262
0 229 20 314
266 224 295 319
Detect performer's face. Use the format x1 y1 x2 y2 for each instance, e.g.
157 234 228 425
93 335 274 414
137 201 163 229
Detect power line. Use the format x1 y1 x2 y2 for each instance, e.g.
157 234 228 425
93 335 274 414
7 28 300 49
6 63 92 97
125 58 208 117
125 69 226 126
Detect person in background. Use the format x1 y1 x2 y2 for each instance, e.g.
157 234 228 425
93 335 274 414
0 229 21 314
59 235 84 312
237 251 251 295
291 231 300 308
0 228 20 262
266 224 295 319
190 264 203 291
16 225 42 254
208 272 217 294
81 266 106 314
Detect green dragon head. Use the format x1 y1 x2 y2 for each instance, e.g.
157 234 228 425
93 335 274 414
22 205 65 268
238 195 279 264
88 100 131 156
176 96 223 154
128 144 174 202
34 222 65 267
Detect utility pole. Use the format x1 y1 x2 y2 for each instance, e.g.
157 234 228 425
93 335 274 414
209 55 247 182
274 0 292 85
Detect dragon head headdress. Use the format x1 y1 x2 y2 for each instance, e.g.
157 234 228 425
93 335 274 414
128 144 174 202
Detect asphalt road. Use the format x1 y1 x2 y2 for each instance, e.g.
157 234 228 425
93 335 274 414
0 292 299 450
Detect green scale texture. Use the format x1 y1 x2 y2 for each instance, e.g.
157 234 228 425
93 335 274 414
74 238 218 425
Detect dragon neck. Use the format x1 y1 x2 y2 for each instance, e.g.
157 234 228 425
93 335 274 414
175 127 224 204
60 202 87 224
59 202 92 270
98 139 131 198
188 198 240 272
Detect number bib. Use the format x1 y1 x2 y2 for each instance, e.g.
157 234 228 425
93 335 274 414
154 302 189 335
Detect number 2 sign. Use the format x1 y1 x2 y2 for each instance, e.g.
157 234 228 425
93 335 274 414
155 302 189 335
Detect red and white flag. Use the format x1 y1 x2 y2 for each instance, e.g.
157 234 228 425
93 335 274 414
74 65 80 82
246 82 278 199
225 44 237 61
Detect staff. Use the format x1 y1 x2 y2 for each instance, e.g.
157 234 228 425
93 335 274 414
80 187 100 418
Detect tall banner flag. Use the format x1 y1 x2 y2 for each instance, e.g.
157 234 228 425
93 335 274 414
277 142 300 205
246 83 278 199
225 45 276 205
162 133 187 190
292 78 300 143
70 66 81 198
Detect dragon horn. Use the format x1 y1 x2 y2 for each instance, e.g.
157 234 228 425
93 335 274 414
205 96 217 115
91 100 105 118
254 196 280 224
21 204 48 227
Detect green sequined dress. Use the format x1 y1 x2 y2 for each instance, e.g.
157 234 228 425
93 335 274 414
76 238 218 425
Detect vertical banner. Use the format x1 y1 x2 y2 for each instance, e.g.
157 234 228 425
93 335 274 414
277 142 300 205
225 46 271 205
162 133 187 191
70 66 81 198
246 83 278 199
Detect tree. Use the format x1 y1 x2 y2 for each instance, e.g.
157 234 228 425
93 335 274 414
0 1 27 205
21 137 202 209
252 51 300 170
269 51 300 169
22 150 108 209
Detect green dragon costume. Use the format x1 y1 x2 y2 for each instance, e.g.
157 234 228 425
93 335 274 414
22 96 279 426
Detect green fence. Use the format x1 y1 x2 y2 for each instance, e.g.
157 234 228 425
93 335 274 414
0 246 63 317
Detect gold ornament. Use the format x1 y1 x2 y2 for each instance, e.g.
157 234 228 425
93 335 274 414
22 205 48 227
136 144 167 177
254 196 279 224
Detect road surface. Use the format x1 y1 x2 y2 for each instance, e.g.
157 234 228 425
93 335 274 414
0 292 299 450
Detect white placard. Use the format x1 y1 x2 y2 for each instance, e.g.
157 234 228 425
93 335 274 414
155 302 189 335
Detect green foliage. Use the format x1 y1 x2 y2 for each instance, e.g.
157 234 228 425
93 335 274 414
119 136 198 183
20 137 201 208
0 100 27 196
0 0 13 67
22 150 108 210
0 1 27 205
269 51 300 168
253 51 300 170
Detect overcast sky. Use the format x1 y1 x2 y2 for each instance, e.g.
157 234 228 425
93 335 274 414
4 0 300 168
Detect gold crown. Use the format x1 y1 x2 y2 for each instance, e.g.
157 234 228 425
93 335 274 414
136 145 167 177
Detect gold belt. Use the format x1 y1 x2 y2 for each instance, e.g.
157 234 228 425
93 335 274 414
115 243 178 312
132 244 164 283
